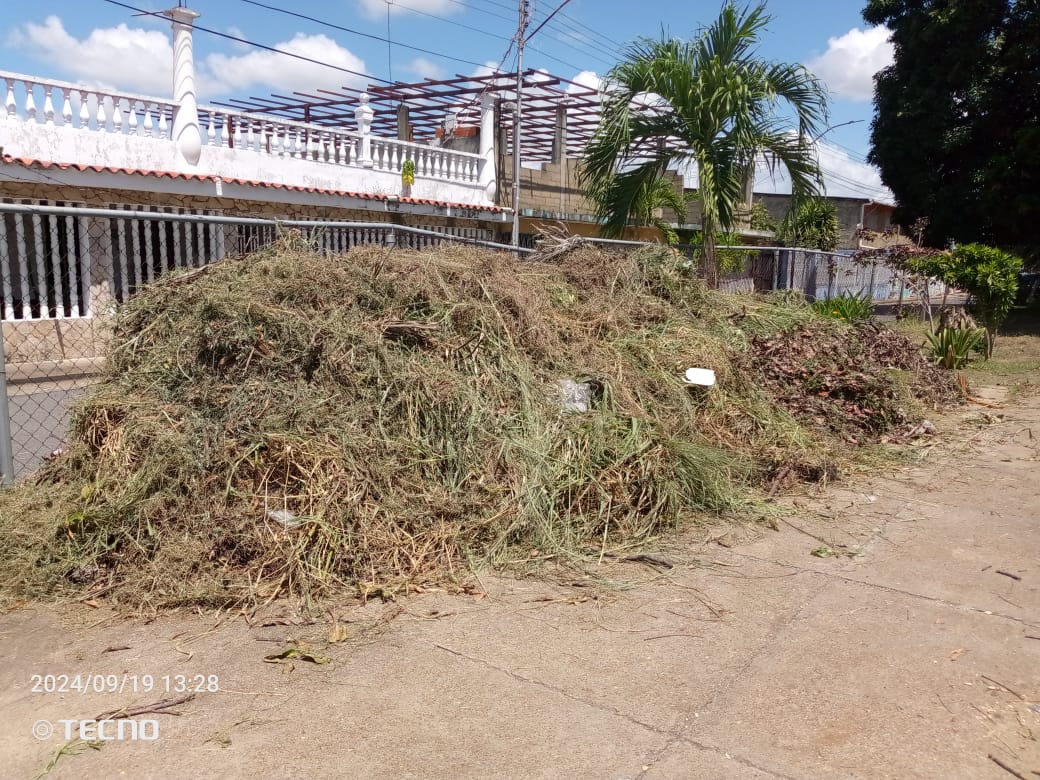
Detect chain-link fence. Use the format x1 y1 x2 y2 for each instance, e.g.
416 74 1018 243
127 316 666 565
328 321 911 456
580 238 952 304
0 201 521 483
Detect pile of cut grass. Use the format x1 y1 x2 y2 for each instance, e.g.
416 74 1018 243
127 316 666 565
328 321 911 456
0 241 956 608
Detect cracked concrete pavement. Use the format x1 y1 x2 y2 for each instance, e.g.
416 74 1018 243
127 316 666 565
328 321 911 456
1 396 1038 779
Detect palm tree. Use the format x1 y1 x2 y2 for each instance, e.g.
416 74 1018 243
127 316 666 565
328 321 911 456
586 170 695 243
581 2 828 287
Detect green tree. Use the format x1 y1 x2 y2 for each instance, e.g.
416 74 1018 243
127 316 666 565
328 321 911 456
586 170 695 243
777 197 840 251
865 0 1040 262
580 2 828 288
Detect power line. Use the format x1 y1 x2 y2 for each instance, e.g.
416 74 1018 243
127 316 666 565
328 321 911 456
524 3 615 68
817 168 892 198
105 0 391 83
462 0 517 15
820 138 871 164
239 0 488 70
530 4 621 54
443 0 515 24
557 9 624 49
394 0 611 70
241 0 585 77
443 0 590 72
528 14 616 62
527 0 573 41
394 0 513 42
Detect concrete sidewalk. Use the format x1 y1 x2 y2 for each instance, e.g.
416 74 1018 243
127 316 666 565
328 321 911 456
1 397 1037 779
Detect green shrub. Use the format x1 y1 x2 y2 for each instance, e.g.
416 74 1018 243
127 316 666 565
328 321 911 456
925 327 985 369
778 197 840 251
812 291 874 322
749 202 778 232
944 244 1023 357
687 231 749 274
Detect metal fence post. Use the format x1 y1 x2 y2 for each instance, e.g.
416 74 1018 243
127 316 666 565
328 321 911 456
0 319 16 485
867 257 878 303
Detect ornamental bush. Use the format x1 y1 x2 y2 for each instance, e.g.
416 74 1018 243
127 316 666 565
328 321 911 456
944 243 1023 357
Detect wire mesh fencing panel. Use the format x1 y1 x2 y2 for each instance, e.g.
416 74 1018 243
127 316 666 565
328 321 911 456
1 207 103 481
774 249 926 304
0 202 521 482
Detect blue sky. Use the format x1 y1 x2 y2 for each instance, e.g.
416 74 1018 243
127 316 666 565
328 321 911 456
2 0 895 201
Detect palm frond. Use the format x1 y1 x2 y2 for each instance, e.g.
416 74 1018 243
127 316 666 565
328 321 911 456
580 0 829 281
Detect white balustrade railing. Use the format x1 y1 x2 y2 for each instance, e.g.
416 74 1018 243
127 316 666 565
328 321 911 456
199 106 482 184
369 136 482 184
1 71 176 139
197 106 363 168
1 71 485 186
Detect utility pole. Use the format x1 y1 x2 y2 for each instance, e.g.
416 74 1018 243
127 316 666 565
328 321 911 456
511 0 530 248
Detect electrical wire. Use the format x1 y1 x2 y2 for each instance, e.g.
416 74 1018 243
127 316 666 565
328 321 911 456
529 3 621 51
528 12 618 61
239 0 488 69
104 0 391 83
451 0 616 70
527 0 573 41
442 0 515 24
556 8 625 49
524 3 615 68
393 0 611 70
393 0 513 42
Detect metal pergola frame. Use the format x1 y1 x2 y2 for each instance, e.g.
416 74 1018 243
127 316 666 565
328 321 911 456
213 69 605 163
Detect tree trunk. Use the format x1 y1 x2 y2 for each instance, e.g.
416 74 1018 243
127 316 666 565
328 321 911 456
703 226 720 289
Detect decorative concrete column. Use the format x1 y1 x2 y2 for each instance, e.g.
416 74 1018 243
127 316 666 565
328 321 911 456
396 102 411 141
166 6 202 166
551 104 567 164
355 93 374 168
478 92 497 203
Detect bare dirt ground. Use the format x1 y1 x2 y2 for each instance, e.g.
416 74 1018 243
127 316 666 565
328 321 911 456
1 390 1038 780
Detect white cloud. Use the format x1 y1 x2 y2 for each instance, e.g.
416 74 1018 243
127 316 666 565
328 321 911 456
7 15 173 95
806 26 894 102
201 33 368 96
357 0 458 19
566 70 602 94
404 57 445 81
750 142 893 203
7 17 369 100
471 60 505 78
816 142 893 202
224 26 252 52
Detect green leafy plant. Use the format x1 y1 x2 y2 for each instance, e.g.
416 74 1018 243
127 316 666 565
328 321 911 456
749 202 778 232
854 229 1023 355
688 230 749 273
585 170 694 243
942 243 1023 357
812 291 874 322
401 159 416 187
925 326 985 369
778 197 840 251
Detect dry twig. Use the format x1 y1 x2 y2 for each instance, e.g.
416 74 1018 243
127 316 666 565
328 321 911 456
988 754 1027 780
95 693 195 721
